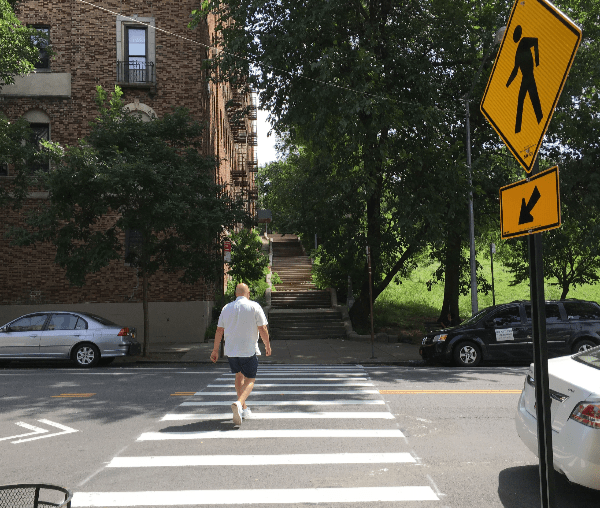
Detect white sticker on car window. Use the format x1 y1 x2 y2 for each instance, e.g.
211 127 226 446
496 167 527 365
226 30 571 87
496 328 514 342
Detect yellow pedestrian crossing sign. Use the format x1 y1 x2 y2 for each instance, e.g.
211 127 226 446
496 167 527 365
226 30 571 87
481 0 582 173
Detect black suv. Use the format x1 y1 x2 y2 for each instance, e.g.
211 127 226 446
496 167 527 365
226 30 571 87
419 299 600 367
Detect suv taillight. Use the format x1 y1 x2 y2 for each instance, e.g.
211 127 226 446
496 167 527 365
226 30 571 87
117 327 129 337
570 403 600 429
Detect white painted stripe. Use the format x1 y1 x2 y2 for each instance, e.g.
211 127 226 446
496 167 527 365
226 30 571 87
195 390 379 395
161 411 394 421
207 383 375 387
108 452 415 468
220 373 367 377
137 429 404 441
180 400 385 406
72 486 438 506
213 377 369 381
256 366 363 369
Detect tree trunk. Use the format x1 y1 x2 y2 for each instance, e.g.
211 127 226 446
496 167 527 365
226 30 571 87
560 283 570 300
438 231 462 326
142 271 150 356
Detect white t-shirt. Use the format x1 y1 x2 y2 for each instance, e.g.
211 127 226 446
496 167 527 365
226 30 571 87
217 296 268 357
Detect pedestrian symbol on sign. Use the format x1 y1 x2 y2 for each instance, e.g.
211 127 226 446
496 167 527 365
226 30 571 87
506 25 543 134
480 0 581 173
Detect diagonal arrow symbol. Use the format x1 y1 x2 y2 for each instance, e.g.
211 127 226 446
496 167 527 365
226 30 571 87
518 185 541 225
11 419 78 444
0 422 48 442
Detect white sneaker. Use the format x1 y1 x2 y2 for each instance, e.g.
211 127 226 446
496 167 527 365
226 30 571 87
231 401 243 426
241 407 252 419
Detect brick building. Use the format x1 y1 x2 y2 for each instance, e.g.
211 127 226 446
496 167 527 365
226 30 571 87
0 0 258 344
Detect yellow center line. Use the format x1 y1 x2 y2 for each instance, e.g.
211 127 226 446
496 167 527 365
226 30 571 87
51 393 96 398
171 392 196 396
379 390 522 394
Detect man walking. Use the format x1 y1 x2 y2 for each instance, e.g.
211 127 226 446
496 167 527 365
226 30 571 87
210 283 271 426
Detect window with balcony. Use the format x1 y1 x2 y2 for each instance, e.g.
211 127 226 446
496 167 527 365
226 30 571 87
116 16 155 86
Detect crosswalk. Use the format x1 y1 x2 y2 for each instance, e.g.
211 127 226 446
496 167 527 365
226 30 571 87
72 365 440 507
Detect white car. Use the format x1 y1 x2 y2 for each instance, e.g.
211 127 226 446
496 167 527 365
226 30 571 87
516 347 600 490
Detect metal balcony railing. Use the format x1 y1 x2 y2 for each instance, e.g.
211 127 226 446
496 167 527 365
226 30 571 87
116 61 155 85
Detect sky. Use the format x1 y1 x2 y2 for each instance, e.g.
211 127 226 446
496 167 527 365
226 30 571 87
256 109 278 166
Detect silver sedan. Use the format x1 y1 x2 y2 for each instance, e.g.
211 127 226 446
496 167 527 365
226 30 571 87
0 311 141 367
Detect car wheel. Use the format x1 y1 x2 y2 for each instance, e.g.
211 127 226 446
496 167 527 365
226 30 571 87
453 341 482 367
72 343 100 368
572 339 598 354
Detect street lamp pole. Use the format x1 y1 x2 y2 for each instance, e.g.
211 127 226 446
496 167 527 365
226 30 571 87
464 26 506 316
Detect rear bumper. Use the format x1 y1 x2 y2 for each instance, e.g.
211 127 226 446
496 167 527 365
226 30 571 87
515 391 600 490
102 342 142 358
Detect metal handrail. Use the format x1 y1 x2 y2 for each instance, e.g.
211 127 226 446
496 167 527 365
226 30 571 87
116 61 155 84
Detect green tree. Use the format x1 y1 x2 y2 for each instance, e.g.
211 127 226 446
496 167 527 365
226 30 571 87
9 86 248 354
194 0 516 325
228 228 269 286
0 0 49 88
0 113 42 207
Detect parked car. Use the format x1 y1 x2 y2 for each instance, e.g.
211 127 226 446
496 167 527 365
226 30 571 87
0 311 141 367
419 299 600 367
515 347 600 490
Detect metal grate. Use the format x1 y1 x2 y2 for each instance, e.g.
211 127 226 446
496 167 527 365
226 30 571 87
0 484 72 508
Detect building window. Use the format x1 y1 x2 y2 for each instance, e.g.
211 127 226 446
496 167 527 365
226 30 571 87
28 123 50 172
116 16 155 85
30 26 50 69
125 229 143 265
125 26 147 82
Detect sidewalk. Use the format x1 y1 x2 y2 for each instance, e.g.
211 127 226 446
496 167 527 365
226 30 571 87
115 339 423 366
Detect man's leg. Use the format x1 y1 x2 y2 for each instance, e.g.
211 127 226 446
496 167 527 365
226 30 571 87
235 372 255 408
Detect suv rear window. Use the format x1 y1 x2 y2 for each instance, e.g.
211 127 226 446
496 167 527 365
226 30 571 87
574 347 600 370
564 301 600 321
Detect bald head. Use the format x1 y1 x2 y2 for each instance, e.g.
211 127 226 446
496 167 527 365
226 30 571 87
235 283 250 298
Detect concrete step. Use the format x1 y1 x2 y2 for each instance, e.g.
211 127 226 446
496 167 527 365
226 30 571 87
268 310 346 340
271 291 331 309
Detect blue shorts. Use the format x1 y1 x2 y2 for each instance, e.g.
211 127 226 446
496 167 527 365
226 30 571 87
228 355 258 379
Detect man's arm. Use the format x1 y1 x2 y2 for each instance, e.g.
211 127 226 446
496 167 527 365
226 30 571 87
210 326 224 363
258 325 271 356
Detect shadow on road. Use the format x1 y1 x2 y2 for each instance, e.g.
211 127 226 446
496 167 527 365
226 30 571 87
367 365 528 385
498 465 598 507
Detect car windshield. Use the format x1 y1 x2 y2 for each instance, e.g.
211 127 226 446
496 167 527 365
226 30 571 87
79 312 119 327
574 346 600 371
459 307 489 327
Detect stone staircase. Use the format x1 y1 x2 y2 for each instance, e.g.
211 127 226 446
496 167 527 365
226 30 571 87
268 234 346 340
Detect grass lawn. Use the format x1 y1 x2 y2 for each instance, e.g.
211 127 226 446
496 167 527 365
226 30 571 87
373 254 600 337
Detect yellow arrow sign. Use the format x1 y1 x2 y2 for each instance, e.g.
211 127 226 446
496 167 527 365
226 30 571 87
481 0 581 172
500 166 560 239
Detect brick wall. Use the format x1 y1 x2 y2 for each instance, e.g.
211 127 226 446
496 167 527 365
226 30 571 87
0 0 252 308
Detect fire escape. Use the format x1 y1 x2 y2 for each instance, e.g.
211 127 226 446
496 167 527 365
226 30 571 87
227 88 258 217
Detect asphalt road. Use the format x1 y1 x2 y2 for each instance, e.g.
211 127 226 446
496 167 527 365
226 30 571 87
0 362 597 507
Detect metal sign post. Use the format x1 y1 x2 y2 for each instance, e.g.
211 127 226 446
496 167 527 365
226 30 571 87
480 2 581 504
366 246 376 359
527 163 556 508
